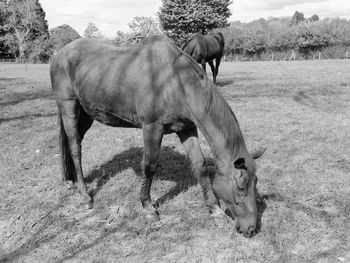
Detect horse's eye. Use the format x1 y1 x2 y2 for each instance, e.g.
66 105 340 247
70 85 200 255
237 185 246 192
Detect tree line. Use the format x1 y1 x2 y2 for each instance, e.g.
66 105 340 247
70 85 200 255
1 0 349 63
222 12 350 61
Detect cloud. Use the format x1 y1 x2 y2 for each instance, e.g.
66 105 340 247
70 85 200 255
255 0 329 11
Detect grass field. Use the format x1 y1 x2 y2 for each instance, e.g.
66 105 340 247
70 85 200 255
0 60 349 263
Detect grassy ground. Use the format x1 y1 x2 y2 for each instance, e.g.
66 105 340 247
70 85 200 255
0 60 349 263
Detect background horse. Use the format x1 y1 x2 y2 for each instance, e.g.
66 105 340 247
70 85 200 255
182 32 224 84
51 36 265 237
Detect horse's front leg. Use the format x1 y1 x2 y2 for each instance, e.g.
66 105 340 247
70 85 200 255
177 127 225 222
215 56 222 82
140 122 164 222
200 59 206 73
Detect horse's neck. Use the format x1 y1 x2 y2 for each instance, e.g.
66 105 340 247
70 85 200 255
184 79 248 168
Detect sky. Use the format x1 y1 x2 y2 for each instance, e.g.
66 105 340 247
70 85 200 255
40 0 350 38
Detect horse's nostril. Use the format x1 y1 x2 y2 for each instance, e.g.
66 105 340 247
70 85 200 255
236 226 243 234
247 226 256 235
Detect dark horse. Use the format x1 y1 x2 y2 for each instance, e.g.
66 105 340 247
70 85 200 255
50 37 265 237
182 32 224 84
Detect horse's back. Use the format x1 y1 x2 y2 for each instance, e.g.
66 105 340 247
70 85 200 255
203 33 224 60
51 37 192 129
182 33 224 62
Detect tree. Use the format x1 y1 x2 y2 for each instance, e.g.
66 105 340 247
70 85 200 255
241 19 268 59
310 14 319 22
84 22 103 39
291 11 305 26
296 23 331 58
129 16 161 37
24 0 50 62
267 19 297 52
1 0 49 60
50 24 81 51
113 30 131 47
0 0 50 62
0 3 12 58
114 16 162 47
158 0 232 45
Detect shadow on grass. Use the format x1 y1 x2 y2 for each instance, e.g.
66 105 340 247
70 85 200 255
216 78 235 87
0 77 25 82
260 191 349 260
85 146 202 206
0 147 201 262
0 112 57 123
0 90 53 107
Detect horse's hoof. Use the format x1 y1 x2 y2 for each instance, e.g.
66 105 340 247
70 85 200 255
81 200 93 210
144 210 160 223
212 214 230 228
210 207 229 228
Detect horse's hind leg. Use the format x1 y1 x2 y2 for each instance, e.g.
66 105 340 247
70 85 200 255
59 100 93 209
140 122 164 222
208 60 216 84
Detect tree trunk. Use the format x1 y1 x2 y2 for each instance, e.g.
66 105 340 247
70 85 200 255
290 50 296 61
14 27 30 63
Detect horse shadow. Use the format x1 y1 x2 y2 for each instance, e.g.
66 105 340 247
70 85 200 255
85 146 268 231
85 146 203 206
216 78 235 87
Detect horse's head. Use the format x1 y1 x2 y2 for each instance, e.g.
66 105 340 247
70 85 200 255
211 148 266 237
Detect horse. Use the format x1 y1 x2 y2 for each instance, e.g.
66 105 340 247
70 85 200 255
50 36 265 237
182 32 224 84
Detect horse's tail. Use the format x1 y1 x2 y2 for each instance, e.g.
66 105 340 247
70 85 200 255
58 111 77 182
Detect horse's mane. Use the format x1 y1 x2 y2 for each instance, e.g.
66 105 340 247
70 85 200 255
199 80 247 157
175 50 247 157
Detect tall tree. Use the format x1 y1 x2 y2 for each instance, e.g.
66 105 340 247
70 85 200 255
291 11 305 26
310 14 319 22
83 22 103 39
50 24 81 51
0 0 50 61
0 3 12 58
158 0 232 45
25 0 50 62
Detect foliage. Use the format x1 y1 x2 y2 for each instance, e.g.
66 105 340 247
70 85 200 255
50 24 81 51
291 11 305 25
158 0 232 45
0 0 50 62
84 22 104 39
113 16 162 47
223 12 350 60
0 3 12 58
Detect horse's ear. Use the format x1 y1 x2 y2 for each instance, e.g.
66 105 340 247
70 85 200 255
234 158 246 170
251 148 266 160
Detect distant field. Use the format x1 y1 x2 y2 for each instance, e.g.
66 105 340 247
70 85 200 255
0 60 349 263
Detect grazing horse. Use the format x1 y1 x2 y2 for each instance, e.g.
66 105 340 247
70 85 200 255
50 37 265 237
182 32 224 84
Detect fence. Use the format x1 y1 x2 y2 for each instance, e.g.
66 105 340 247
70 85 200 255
0 58 16 63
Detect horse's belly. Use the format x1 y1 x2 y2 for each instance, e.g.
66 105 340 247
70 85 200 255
82 103 140 128
164 119 195 134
